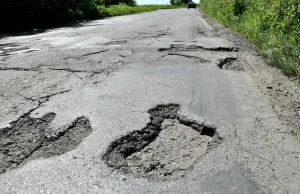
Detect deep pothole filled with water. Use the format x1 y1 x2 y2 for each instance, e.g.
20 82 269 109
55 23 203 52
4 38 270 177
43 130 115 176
103 104 222 179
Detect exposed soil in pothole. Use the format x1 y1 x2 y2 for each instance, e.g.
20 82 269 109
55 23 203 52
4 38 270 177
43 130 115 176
103 104 221 180
217 57 237 69
217 57 243 71
126 119 214 177
0 112 92 174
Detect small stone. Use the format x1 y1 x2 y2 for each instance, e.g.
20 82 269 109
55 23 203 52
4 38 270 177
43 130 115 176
267 86 273 89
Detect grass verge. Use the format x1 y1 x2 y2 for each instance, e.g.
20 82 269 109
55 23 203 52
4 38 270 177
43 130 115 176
200 0 300 78
101 4 185 17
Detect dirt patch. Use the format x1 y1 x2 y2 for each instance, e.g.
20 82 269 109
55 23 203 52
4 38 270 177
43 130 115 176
103 104 221 180
0 112 92 174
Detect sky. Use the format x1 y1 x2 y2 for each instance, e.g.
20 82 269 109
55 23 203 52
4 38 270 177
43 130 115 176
136 0 200 5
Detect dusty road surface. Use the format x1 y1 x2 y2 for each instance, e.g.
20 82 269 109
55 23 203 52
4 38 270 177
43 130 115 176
0 9 300 194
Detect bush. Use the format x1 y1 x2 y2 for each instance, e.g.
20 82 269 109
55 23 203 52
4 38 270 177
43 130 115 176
105 4 184 16
0 0 183 32
233 0 248 16
200 0 300 78
0 0 136 32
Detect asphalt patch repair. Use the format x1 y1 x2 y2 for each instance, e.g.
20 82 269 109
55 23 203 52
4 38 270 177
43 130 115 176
0 112 92 174
103 104 222 179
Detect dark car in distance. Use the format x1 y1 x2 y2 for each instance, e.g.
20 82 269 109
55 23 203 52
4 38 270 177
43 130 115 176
188 2 196 9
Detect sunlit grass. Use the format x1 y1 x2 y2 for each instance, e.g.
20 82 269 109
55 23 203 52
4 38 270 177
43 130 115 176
200 0 300 78
102 4 185 17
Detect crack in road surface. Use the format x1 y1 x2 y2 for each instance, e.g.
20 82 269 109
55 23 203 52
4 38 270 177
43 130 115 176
19 90 71 107
167 53 211 63
0 67 40 72
102 40 128 45
103 104 221 180
81 49 109 57
49 67 106 74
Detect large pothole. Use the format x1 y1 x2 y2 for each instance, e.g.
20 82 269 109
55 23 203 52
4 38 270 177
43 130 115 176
103 104 222 179
0 113 92 174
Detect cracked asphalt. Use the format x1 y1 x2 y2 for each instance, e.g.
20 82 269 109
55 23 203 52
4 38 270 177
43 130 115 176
0 9 300 194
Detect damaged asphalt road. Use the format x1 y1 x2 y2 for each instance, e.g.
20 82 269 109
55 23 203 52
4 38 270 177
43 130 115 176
0 9 300 194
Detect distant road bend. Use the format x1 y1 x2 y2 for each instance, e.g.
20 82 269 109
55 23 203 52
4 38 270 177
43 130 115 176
0 9 299 194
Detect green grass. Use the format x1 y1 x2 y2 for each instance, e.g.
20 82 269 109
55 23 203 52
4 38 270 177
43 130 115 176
97 4 185 17
200 0 300 78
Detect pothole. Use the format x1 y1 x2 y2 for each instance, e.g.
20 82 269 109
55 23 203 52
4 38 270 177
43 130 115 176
217 57 244 71
0 113 92 174
158 44 238 52
217 57 237 69
103 104 221 179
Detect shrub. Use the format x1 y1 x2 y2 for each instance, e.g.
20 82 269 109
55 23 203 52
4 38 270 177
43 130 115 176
233 0 248 16
0 0 137 32
200 0 300 78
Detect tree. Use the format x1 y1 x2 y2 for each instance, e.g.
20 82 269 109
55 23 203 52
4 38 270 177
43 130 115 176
170 0 183 5
107 0 136 6
181 0 192 4
170 0 192 5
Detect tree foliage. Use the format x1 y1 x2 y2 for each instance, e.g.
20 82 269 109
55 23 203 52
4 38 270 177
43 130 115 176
107 0 136 6
170 0 192 5
182 0 192 4
0 0 136 31
170 0 182 5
